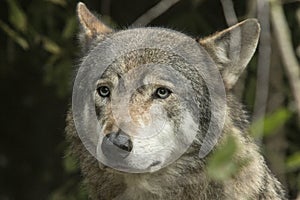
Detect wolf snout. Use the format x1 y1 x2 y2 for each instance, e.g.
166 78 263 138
101 130 133 160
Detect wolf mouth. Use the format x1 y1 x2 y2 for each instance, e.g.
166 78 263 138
100 160 163 173
146 161 162 172
149 161 161 167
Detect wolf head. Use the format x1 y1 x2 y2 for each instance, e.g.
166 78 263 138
72 2 260 173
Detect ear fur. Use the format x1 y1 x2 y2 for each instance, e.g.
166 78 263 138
77 2 113 50
199 19 260 90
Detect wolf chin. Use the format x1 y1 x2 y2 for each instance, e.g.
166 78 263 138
66 2 287 199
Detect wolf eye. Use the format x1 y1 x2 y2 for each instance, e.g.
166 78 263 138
97 86 110 97
155 87 172 99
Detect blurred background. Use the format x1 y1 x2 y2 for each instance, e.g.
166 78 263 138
0 0 300 199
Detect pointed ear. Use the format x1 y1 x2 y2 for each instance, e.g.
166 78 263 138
77 2 113 50
199 19 260 90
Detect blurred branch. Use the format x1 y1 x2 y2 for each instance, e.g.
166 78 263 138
252 0 271 141
220 0 238 25
270 0 300 121
6 0 28 33
131 0 181 26
0 19 29 50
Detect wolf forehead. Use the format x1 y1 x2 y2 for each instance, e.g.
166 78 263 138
80 27 215 86
96 48 204 88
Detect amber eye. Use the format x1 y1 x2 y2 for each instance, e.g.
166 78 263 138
155 87 172 99
97 86 110 97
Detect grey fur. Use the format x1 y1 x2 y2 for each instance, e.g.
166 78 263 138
65 2 287 199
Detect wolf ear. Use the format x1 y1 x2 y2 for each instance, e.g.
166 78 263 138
77 2 113 50
199 19 260 90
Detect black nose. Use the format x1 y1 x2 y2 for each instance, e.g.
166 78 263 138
101 130 133 159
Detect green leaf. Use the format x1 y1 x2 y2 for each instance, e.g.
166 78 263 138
263 108 292 135
286 152 300 171
6 0 28 33
62 16 77 39
63 154 78 173
251 108 292 138
206 136 238 181
42 37 62 54
0 20 29 50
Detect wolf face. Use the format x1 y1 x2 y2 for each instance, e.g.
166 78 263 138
72 3 260 174
78 31 213 172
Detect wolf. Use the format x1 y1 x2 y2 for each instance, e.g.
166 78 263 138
66 2 287 199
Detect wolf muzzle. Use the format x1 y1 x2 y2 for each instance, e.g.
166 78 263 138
101 130 133 160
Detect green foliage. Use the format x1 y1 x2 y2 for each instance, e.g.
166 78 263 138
62 16 77 39
43 37 62 55
206 136 249 181
286 151 300 171
63 154 78 173
0 0 77 98
0 19 29 49
250 108 292 138
6 0 28 33
286 152 300 192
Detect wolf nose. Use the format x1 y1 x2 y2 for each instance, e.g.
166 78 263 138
101 130 133 159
